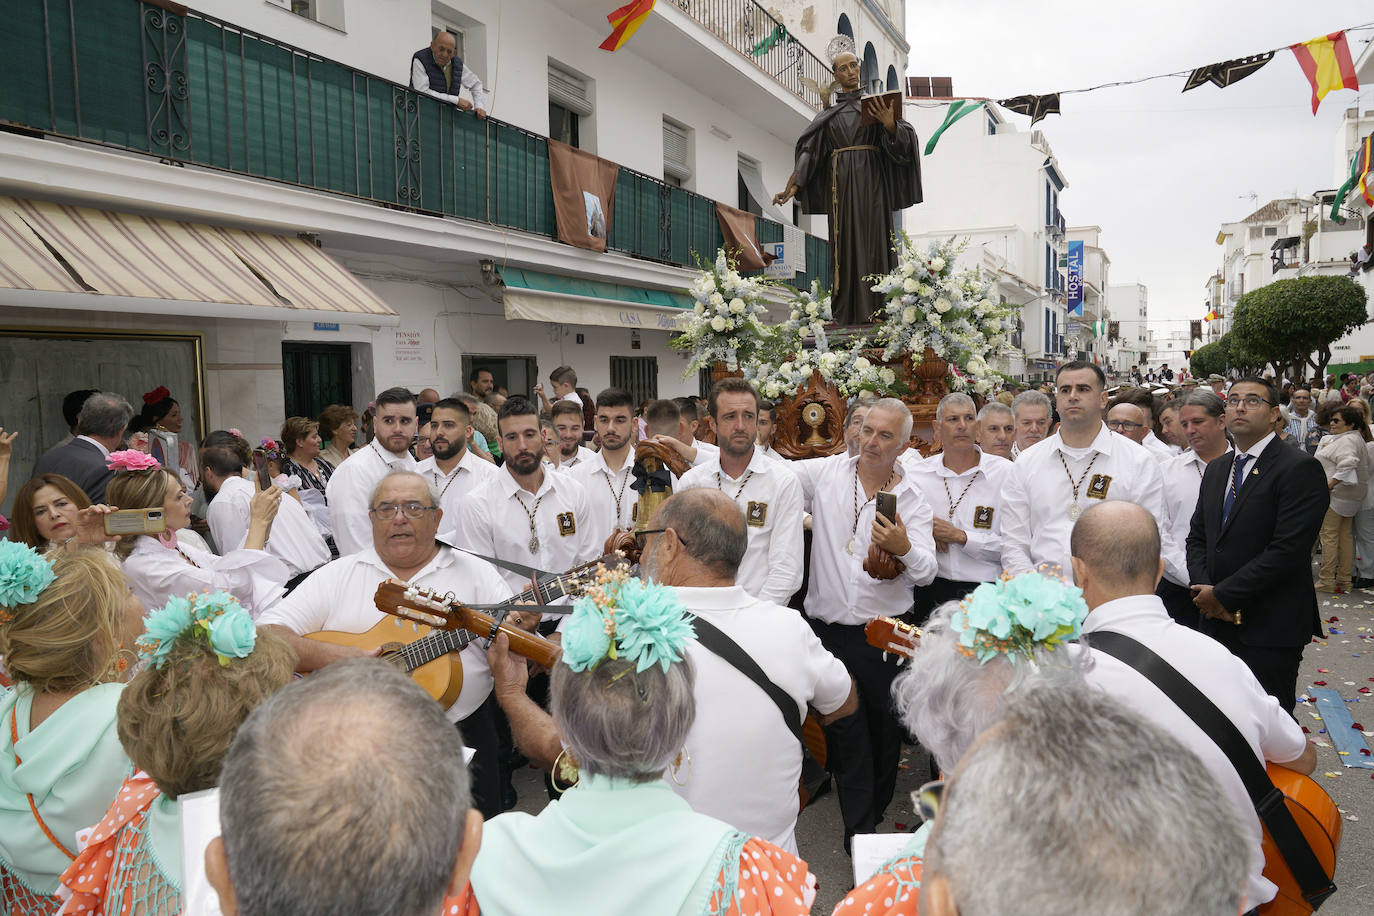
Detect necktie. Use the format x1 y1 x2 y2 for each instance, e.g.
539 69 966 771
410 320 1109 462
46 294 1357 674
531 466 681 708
1221 453 1253 523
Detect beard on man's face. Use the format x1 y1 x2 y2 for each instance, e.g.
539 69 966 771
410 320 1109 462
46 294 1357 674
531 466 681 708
507 450 542 475
431 435 467 460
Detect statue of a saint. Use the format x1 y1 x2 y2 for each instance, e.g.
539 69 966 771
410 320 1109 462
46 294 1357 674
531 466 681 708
774 44 922 326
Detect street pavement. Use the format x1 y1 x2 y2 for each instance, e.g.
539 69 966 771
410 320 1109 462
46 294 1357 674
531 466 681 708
510 585 1374 914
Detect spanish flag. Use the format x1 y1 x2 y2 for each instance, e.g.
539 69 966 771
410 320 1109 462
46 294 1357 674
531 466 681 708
600 0 655 51
1289 31 1358 114
1203 309 1221 322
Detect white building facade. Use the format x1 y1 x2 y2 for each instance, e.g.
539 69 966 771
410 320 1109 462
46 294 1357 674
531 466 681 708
1108 282 1149 369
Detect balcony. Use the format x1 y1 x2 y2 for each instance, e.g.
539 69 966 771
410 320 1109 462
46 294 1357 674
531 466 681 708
1 0 829 289
674 0 830 109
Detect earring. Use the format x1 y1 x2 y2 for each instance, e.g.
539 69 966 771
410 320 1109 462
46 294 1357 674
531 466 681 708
670 748 692 786
552 747 580 794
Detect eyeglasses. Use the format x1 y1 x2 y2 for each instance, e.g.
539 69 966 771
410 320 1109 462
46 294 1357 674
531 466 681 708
913 779 945 823
1225 395 1272 410
369 501 436 519
1106 419 1144 431
633 527 690 550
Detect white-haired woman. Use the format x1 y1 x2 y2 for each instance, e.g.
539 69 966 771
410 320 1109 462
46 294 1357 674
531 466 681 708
465 568 816 916
832 573 1090 916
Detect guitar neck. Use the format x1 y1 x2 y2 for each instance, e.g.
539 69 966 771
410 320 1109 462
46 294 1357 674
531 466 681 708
457 606 562 668
396 627 476 672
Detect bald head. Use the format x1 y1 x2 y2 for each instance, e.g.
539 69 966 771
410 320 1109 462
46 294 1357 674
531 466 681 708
652 488 746 579
1070 501 1161 592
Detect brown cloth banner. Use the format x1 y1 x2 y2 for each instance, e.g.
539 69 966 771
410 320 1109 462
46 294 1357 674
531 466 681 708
548 140 619 253
714 202 776 272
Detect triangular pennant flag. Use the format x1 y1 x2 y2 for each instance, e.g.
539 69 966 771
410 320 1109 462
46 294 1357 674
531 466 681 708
599 0 655 52
924 100 987 155
752 24 787 57
1288 31 1358 114
1182 52 1274 92
997 93 1060 126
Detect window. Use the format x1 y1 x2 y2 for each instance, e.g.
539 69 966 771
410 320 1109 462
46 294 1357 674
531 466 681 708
862 42 880 93
886 65 899 92
549 63 592 150
268 0 345 29
610 356 658 406
663 118 691 187
1263 226 1278 236
837 14 853 38
431 24 464 60
737 156 769 217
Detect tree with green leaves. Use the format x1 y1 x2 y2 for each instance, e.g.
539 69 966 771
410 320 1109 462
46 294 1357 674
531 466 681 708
1189 340 1226 377
1231 276 1368 379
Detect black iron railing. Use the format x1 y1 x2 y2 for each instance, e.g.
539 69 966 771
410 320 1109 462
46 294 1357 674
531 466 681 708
1 0 829 290
674 0 829 108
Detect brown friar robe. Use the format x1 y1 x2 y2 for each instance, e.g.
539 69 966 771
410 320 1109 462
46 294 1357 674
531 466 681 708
790 90 922 325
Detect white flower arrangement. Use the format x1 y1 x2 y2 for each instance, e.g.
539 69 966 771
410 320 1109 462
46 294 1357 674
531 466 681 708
869 236 1019 397
673 250 775 374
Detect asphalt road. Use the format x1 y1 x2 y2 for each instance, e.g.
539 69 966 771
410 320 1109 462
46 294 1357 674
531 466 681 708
509 585 1374 914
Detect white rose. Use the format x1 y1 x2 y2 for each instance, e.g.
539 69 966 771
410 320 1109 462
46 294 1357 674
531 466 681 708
881 368 897 386
694 302 704 315
930 257 946 272
709 292 724 307
779 361 793 375
730 298 746 314
854 357 871 371
902 278 919 294
901 262 915 277
807 302 819 316
728 338 740 349
710 316 728 332
917 283 933 297
902 307 917 324
935 298 952 314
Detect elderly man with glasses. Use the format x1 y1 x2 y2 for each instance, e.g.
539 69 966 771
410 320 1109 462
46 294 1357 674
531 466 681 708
260 469 516 818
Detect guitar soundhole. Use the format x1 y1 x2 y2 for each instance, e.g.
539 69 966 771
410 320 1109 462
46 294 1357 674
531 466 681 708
379 641 407 664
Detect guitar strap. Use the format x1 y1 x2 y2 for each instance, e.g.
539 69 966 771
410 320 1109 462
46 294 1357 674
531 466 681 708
1087 630 1336 910
691 617 830 808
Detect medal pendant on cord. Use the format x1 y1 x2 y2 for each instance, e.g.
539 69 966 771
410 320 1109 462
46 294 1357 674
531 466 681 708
846 537 855 555
529 533 541 554
1067 503 1081 522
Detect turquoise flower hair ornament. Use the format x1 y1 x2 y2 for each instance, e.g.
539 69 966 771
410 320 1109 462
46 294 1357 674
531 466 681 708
560 565 696 674
136 590 257 669
949 568 1088 665
0 541 56 611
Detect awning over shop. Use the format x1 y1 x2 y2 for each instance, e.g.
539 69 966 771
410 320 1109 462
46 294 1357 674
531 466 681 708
500 267 692 332
1270 236 1300 251
0 196 398 325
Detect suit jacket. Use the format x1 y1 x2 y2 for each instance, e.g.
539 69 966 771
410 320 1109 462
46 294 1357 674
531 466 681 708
32 437 114 503
1186 438 1329 648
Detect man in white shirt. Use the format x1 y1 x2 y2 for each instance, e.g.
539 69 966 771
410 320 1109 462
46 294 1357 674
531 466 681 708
453 396 601 594
326 388 419 556
568 387 638 546
201 444 330 578
678 379 805 605
909 394 1014 621
1120 387 1178 461
791 397 938 843
974 401 1014 460
1286 386 1317 448
1158 400 1187 450
756 400 785 461
1070 500 1316 911
549 400 596 468
1105 401 1150 446
416 398 497 544
1009 389 1052 460
1158 390 1230 628
1001 361 1184 584
410 31 487 118
260 470 514 817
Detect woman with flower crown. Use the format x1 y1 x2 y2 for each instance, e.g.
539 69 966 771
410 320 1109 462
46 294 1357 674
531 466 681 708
831 572 1090 916
128 388 197 493
0 545 146 916
54 592 294 916
103 452 290 619
463 568 816 916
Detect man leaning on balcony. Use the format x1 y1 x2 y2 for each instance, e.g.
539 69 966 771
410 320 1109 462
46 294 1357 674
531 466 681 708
412 31 488 119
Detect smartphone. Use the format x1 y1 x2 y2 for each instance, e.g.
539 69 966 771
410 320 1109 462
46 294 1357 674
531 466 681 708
252 452 272 490
104 508 166 536
875 491 897 524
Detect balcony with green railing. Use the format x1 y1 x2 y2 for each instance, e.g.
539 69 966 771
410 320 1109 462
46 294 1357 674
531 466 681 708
1 0 829 292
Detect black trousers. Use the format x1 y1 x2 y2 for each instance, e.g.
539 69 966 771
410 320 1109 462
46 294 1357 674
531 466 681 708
809 618 905 843
456 692 502 819
1201 624 1304 715
912 577 983 626
1156 578 1200 629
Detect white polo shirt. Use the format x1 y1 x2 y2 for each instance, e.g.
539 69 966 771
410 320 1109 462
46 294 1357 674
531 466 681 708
325 443 417 557
675 585 852 853
417 449 499 544
555 445 598 470
1159 449 1212 586
566 448 637 546
908 450 1014 583
1143 430 1179 463
451 466 601 592
793 454 939 625
1079 594 1308 907
678 446 805 605
206 474 330 576
1001 423 1181 584
260 546 509 721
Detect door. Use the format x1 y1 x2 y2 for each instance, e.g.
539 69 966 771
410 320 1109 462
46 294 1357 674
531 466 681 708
462 355 538 401
609 355 658 406
282 343 352 421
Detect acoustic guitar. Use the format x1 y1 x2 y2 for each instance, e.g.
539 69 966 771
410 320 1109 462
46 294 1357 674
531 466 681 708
863 617 1341 915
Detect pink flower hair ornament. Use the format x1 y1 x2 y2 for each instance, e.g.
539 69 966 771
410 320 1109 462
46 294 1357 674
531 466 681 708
107 449 162 472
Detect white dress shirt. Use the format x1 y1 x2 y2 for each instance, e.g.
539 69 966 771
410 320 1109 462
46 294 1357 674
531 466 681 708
325 443 418 557
123 534 289 620
678 447 805 605
206 475 330 576
908 450 1014 583
259 546 509 721
451 466 601 593
410 57 488 110
1160 449 1211 586
792 454 939 625
417 449 499 544
555 445 598 470
689 438 719 466
76 434 110 457
675 585 851 853
759 445 784 462
566 449 637 546
1079 594 1308 907
1142 430 1179 463
1001 423 1183 583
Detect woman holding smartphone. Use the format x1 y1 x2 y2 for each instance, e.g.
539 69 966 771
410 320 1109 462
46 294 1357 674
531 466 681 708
104 451 290 618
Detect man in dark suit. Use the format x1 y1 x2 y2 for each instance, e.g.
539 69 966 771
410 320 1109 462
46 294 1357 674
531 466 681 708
1187 377 1329 713
32 391 134 503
